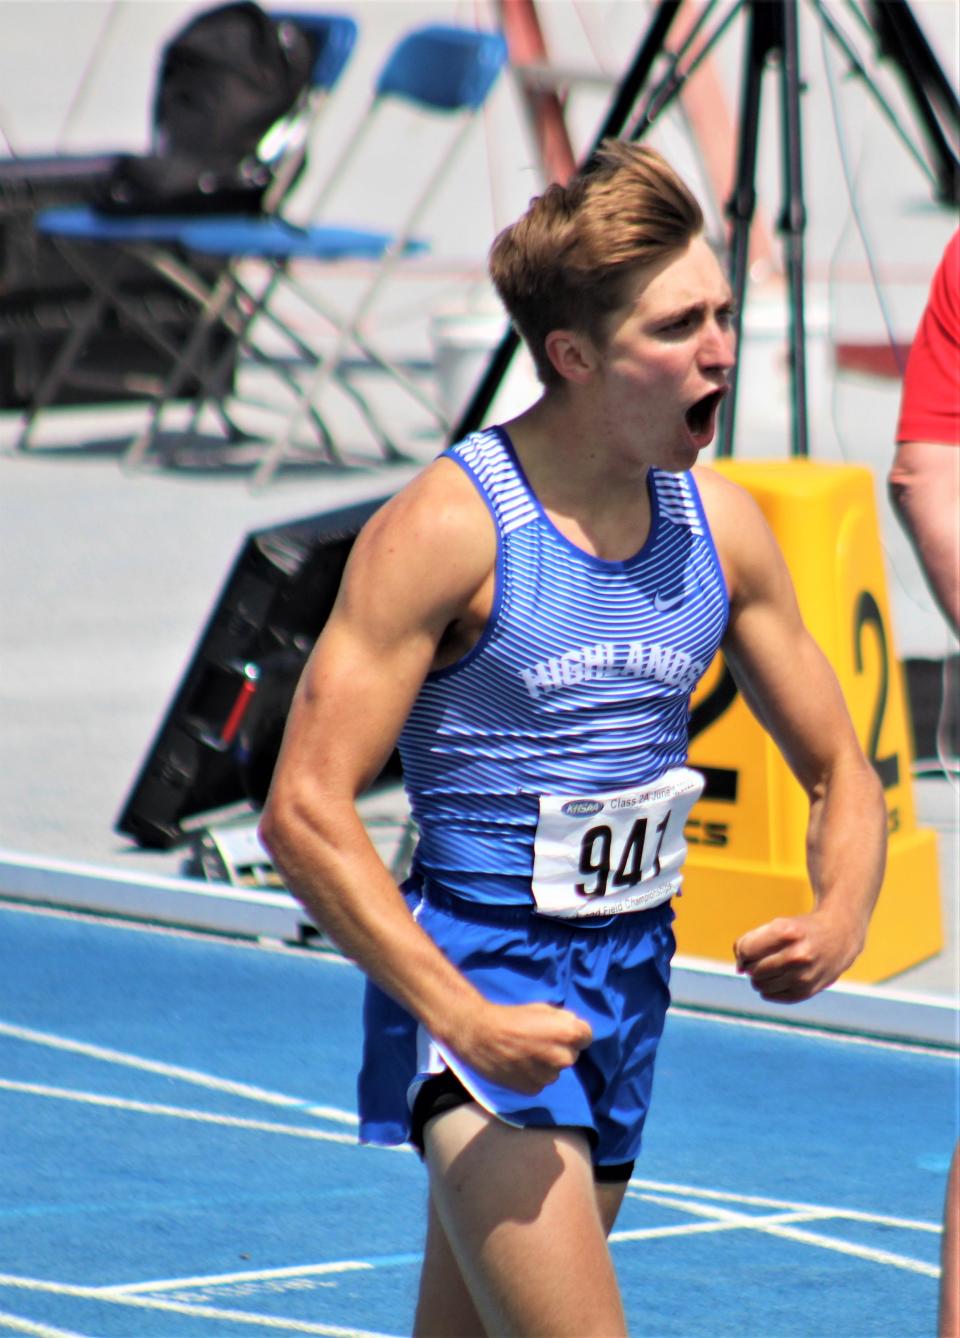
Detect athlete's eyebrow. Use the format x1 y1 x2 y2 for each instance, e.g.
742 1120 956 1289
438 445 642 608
654 294 736 325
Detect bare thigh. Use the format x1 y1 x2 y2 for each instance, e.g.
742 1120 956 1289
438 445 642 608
422 1102 628 1338
413 1193 488 1338
415 1125 631 1337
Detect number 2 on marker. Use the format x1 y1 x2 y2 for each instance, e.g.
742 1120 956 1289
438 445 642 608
576 813 670 898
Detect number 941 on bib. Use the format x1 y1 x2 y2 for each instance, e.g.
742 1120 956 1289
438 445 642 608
531 767 705 920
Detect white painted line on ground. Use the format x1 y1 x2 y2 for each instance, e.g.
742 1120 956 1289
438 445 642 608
0 1079 358 1145
102 1261 373 1297
628 1177 942 1231
0 1311 92 1338
0 1020 358 1125
0 1275 398 1338
738 1219 939 1276
611 1205 838 1243
622 1190 939 1278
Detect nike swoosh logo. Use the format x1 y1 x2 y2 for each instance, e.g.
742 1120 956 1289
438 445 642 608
653 592 685 612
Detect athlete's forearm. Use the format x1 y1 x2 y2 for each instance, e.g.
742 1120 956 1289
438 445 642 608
804 750 886 951
260 794 592 1091
259 795 485 1046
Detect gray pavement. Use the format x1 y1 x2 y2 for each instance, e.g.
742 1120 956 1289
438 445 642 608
0 391 432 868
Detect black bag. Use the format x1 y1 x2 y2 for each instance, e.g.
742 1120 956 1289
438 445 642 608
97 2 314 215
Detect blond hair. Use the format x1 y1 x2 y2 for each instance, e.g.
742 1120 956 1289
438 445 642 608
489 141 704 386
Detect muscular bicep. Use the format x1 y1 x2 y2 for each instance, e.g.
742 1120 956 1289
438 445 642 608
269 462 495 803
279 613 430 799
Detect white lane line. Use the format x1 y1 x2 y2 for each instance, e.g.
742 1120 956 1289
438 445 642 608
0 1276 398 1338
0 1310 92 1338
0 1021 358 1126
0 1079 358 1145
628 1178 941 1231
611 1206 835 1243
630 1192 940 1278
101 1260 373 1297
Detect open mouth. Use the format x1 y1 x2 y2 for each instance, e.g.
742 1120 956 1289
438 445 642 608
684 388 727 444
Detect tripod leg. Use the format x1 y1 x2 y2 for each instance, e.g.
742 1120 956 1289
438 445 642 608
717 2 769 458
777 0 810 459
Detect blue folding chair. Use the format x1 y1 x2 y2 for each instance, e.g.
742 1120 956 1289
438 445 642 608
124 23 509 482
18 11 358 453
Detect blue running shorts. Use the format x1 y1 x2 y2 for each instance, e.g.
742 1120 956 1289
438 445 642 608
358 878 675 1173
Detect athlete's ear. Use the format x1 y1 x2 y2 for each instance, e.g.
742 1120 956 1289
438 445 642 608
544 328 597 385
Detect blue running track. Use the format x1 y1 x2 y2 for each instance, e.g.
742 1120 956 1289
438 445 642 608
0 901 955 1338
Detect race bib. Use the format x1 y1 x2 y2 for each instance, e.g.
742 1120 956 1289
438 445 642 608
530 767 705 920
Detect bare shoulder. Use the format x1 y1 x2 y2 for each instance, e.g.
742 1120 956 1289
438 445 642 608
339 456 495 631
360 455 492 552
692 464 789 606
692 463 765 531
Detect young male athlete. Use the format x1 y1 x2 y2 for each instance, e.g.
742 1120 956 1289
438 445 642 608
260 141 887 1337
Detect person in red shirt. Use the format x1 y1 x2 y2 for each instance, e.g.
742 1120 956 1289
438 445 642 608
889 229 960 635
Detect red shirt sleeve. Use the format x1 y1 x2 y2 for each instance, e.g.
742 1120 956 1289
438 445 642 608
896 229 960 446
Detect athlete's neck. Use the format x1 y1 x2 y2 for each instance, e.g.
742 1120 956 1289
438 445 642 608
503 401 654 561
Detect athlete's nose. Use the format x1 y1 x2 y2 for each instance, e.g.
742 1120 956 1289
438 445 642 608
700 316 736 374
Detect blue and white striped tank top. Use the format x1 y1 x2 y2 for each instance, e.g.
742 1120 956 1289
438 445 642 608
397 426 729 906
